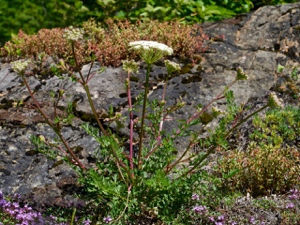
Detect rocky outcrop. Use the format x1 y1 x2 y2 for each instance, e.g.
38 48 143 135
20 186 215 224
0 1 299 219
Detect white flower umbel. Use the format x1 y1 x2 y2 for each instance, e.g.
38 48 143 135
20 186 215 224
122 60 139 74
10 59 31 75
129 41 173 64
63 26 84 42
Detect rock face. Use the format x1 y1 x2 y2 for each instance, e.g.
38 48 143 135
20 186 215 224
0 1 299 217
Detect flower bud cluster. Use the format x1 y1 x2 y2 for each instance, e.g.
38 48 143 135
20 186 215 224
10 59 31 74
236 67 248 80
122 60 139 74
64 26 84 42
164 59 181 74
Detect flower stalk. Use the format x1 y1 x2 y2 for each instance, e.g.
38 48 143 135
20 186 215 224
70 42 133 184
122 59 139 175
129 41 174 170
21 73 86 170
137 63 151 168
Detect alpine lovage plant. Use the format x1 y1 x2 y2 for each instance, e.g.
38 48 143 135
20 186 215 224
9 26 285 224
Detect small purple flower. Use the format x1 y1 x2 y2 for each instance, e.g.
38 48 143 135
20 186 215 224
290 189 298 194
192 205 207 214
0 199 7 207
286 202 295 209
217 215 225 221
50 215 57 220
211 215 225 225
13 193 21 200
289 189 299 200
103 216 112 224
215 222 224 225
230 221 237 225
192 193 200 201
289 194 298 200
250 216 256 224
0 194 45 225
209 216 215 222
83 219 91 225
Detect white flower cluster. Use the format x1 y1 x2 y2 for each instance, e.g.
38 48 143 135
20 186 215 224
268 92 284 108
63 26 84 42
212 107 224 117
129 40 173 64
129 41 173 55
10 59 31 74
122 60 139 74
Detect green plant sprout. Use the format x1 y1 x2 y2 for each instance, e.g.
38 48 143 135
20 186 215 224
276 63 300 100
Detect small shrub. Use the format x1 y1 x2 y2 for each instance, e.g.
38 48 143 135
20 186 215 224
216 106 300 196
275 64 300 101
250 105 300 148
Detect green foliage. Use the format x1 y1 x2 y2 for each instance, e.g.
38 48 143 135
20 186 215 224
251 106 300 148
78 105 199 223
83 0 251 23
216 106 300 197
275 64 300 100
0 0 88 46
0 210 16 225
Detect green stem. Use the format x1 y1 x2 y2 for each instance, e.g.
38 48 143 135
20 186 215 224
83 83 107 135
179 104 269 179
225 105 268 138
70 207 76 225
71 43 107 136
166 124 206 174
113 189 131 223
144 77 168 160
126 72 134 173
186 80 236 125
138 63 151 169
179 145 216 179
71 42 135 183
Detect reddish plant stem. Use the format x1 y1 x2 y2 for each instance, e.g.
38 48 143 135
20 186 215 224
174 80 236 138
71 43 107 136
22 75 86 170
71 43 133 183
